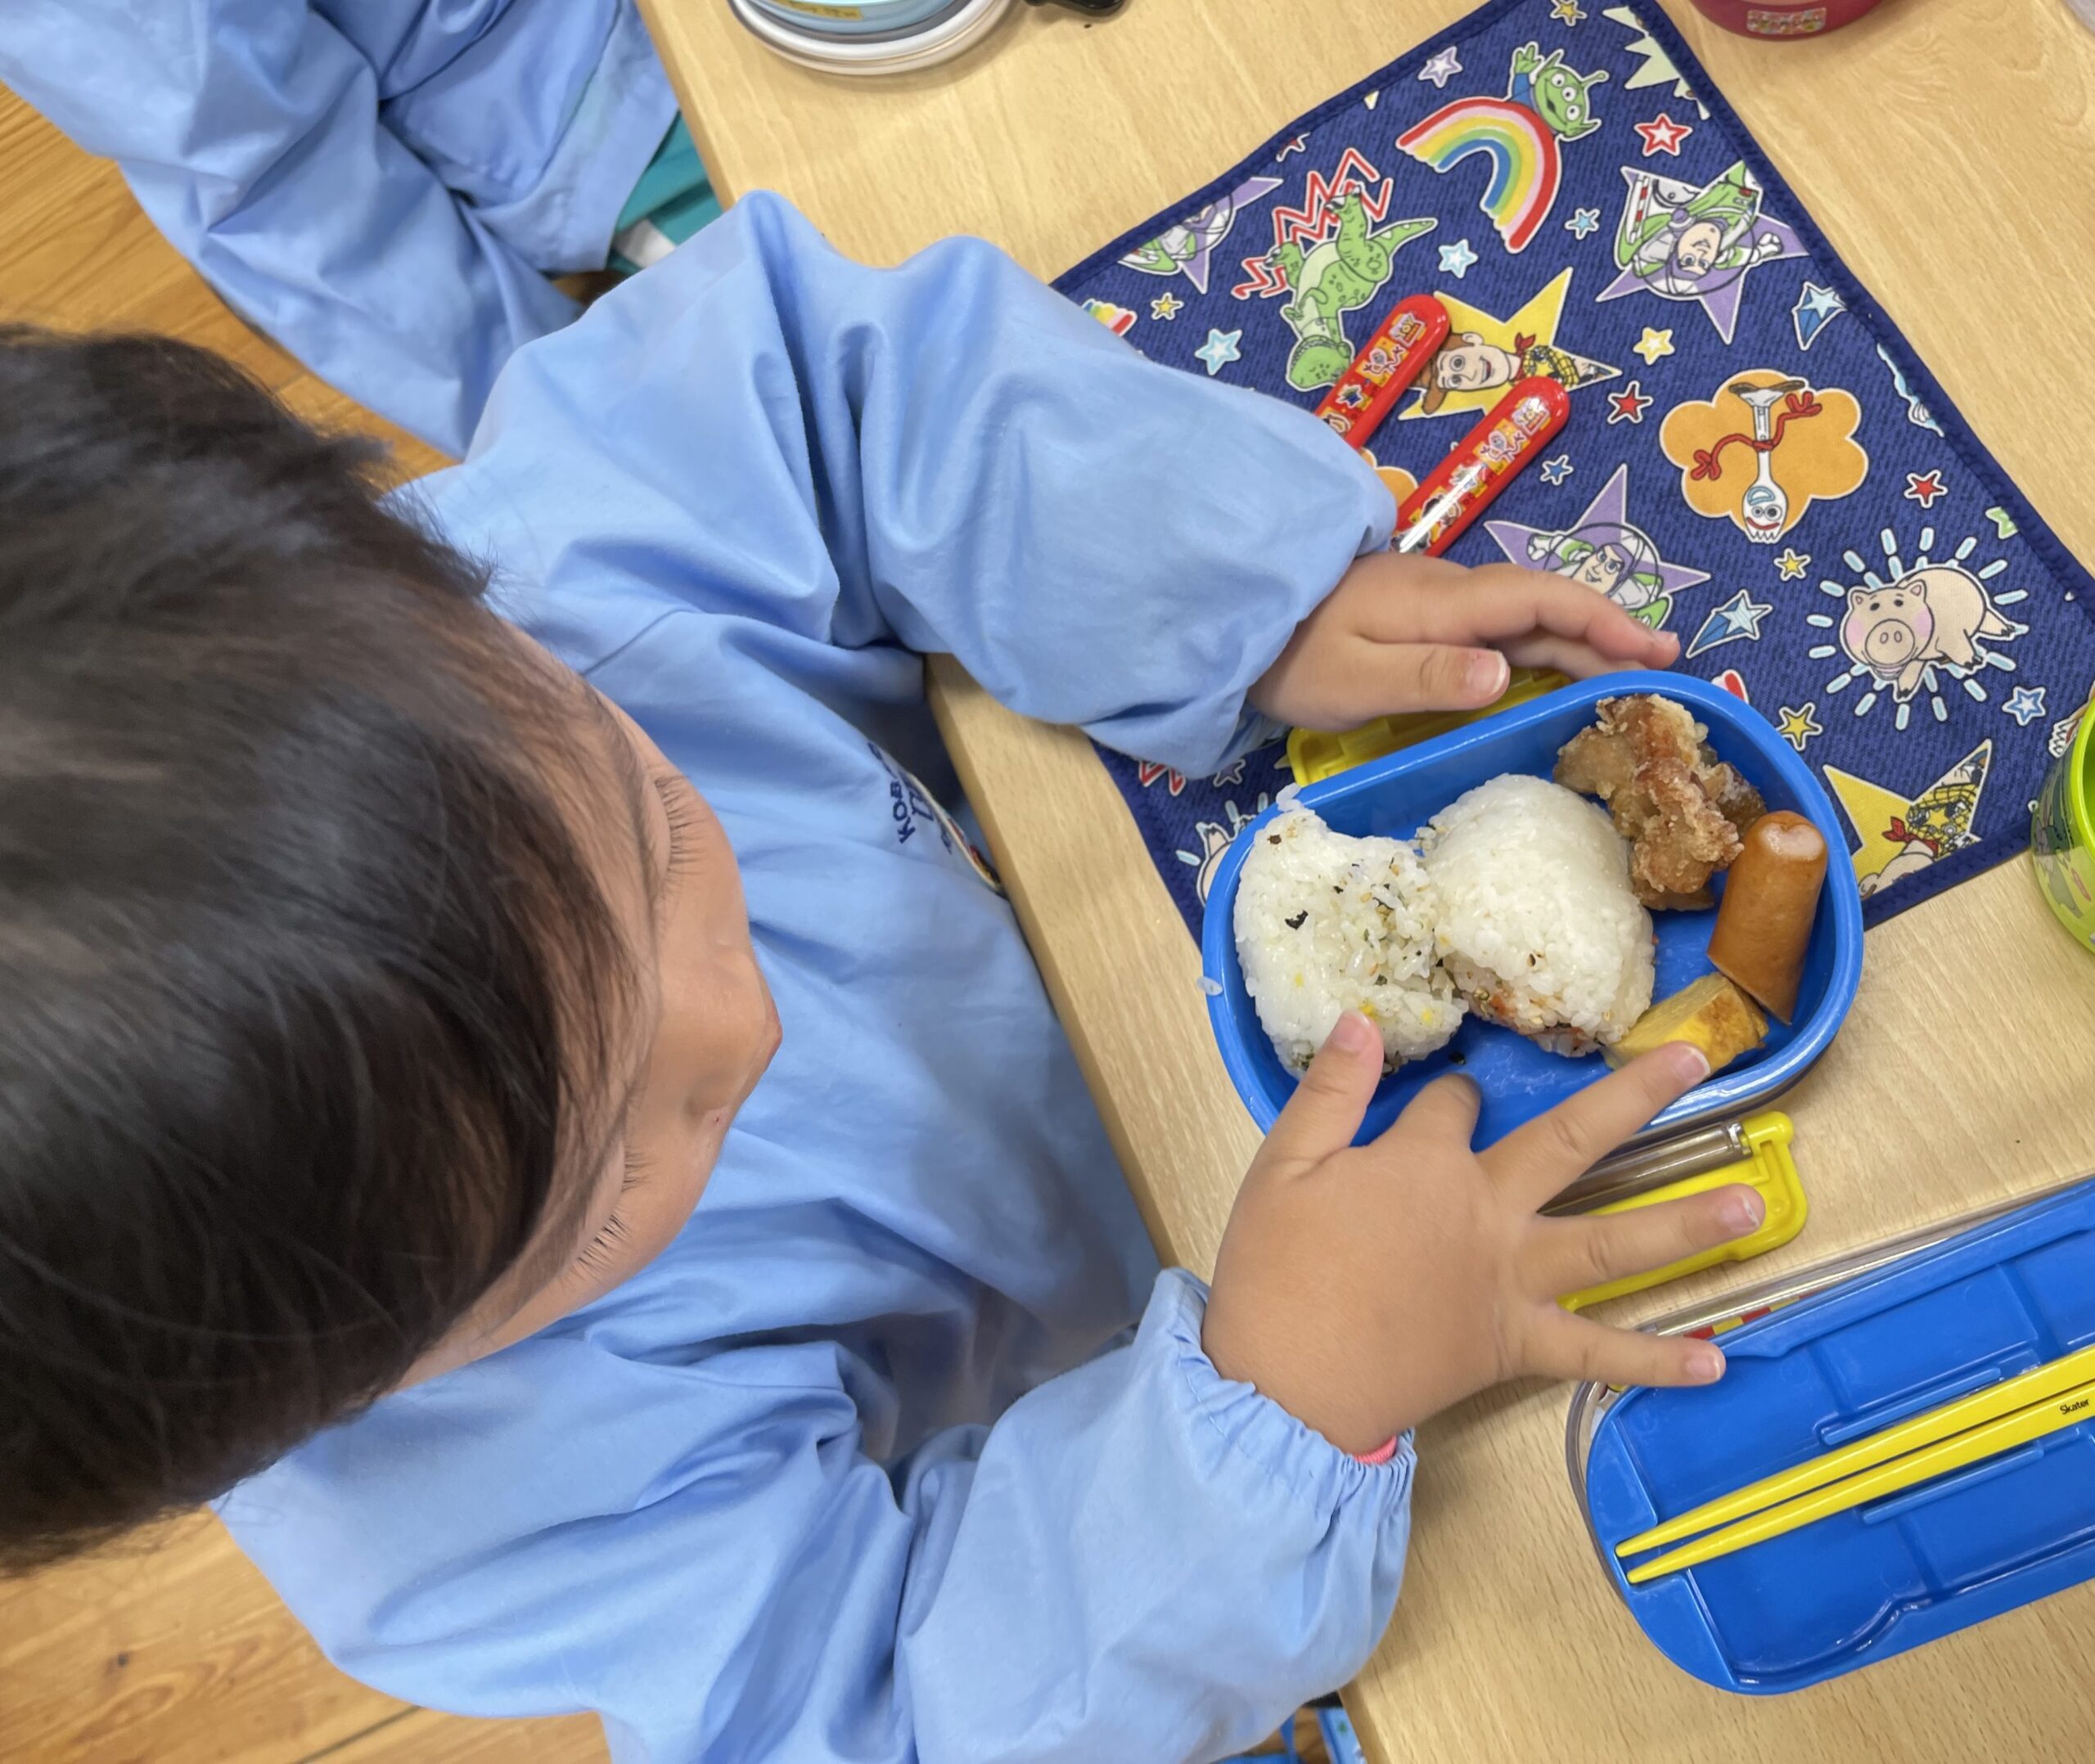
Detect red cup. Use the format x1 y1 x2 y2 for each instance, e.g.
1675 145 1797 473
1684 0 1891 35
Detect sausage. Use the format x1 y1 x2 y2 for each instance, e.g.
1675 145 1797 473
1707 811 1828 1024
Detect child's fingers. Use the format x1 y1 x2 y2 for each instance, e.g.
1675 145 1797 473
1373 1070 1481 1159
1316 640 1512 719
1526 1183 1764 1298
1259 1012 1385 1173
1359 566 1675 663
1484 1044 1710 1209
1498 633 1669 682
1521 1308 1727 1391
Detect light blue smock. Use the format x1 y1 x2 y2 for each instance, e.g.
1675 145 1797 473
0 1 676 455
219 194 1413 1764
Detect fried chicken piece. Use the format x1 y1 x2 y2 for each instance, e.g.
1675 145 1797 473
1709 762 1766 838
1553 695 1765 908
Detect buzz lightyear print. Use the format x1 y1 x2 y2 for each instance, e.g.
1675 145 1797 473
1483 464 1710 631
1597 162 1805 344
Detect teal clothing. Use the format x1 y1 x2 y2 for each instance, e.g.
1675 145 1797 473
611 118 723 272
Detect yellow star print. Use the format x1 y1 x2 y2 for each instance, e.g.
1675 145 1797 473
1404 270 1580 422
1150 293 1183 321
1633 327 1675 366
1774 548 1810 581
1774 703 1822 751
1823 742 1991 893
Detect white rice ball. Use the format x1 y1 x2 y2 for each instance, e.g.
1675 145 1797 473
1232 806 1464 1073
1419 775 1654 1056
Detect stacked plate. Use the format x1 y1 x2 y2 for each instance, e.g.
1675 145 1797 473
728 0 1019 75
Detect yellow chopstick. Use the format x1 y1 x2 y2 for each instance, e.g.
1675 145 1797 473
1615 1340 2095 1559
1624 1375 2095 1584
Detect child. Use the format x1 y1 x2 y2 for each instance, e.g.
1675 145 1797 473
0 198 1760 1762
1 0 713 456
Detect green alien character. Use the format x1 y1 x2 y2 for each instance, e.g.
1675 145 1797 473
1264 193 1436 391
1507 41 1608 140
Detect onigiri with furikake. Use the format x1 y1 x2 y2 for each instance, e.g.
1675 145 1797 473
1232 804 1463 1073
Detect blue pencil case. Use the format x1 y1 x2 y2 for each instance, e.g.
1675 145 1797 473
1200 671 1865 1151
1575 1177 2095 1692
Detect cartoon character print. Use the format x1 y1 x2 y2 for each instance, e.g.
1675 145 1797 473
1178 797 1274 907
1598 162 1805 342
1660 370 1867 542
1405 272 1619 419
1826 742 1992 900
1483 464 1710 631
1536 526 1665 614
1264 193 1437 390
1231 151 1439 391
1840 569 2021 703
1119 175 1284 296
1806 528 2030 730
1423 329 1601 412
1507 41 1609 139
1863 776 1980 898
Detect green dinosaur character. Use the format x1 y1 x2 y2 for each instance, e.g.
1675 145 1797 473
1507 41 1608 141
1264 194 1436 391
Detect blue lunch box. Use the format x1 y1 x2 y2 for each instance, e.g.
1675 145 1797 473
1199 671 1865 1150
1575 1177 2095 1691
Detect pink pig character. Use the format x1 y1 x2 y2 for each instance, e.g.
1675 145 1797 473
1839 564 2021 702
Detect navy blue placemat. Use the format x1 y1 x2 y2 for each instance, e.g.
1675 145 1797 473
1055 0 2095 935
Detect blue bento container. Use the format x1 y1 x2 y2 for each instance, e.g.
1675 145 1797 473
1200 673 1864 1149
1578 1177 2095 1692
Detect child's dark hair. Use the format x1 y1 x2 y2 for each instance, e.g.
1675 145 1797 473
0 330 627 1569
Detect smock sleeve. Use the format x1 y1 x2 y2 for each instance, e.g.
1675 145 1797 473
223 1271 1413 1763
435 191 1396 775
0 0 643 455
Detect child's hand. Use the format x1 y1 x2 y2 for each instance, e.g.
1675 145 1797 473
1202 1015 1757 1454
1250 552 1679 734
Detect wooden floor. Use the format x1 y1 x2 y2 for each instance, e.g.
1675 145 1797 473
0 90 607 1764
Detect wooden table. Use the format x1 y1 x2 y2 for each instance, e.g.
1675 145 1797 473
641 1 2095 1756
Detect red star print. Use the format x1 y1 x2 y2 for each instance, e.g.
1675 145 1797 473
1633 114 1692 157
1904 470 1947 509
1606 382 1654 425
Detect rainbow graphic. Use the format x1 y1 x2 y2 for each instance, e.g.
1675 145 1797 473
1397 97 1561 255
1082 298 1137 337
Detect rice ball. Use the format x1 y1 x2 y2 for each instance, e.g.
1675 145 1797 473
1232 806 1464 1073
1419 775 1654 1056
